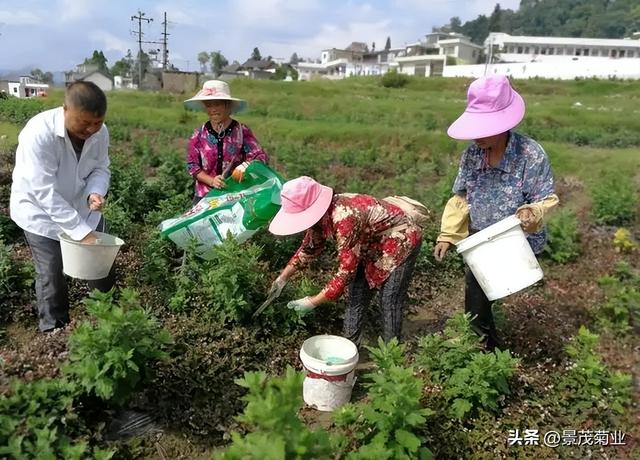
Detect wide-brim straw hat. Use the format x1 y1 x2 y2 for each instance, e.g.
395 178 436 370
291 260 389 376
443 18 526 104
184 79 247 113
269 176 334 236
447 75 525 140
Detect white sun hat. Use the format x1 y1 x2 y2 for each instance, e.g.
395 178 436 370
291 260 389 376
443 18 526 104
183 79 247 113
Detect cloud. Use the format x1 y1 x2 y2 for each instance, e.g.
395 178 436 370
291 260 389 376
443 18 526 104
90 30 130 53
152 4 195 26
230 0 322 29
0 10 41 25
58 0 93 22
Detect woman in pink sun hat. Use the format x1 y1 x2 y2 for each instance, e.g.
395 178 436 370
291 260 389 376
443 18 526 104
434 75 559 351
184 80 268 205
267 176 423 345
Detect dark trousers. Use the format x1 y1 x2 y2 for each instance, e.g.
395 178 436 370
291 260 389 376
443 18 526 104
465 268 500 349
343 245 420 346
24 220 115 332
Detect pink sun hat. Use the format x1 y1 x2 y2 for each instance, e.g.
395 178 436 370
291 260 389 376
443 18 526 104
447 75 525 140
269 176 334 236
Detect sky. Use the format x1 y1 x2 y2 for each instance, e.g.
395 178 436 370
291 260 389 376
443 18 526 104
0 0 520 73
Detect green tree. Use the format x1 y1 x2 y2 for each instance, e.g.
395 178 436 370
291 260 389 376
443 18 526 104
385 36 391 50
84 50 108 72
110 50 134 77
250 47 262 61
210 51 229 76
289 52 300 64
449 16 463 32
197 51 210 73
488 3 503 32
30 68 53 84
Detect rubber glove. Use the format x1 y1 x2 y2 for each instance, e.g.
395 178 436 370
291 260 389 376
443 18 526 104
268 276 287 299
231 161 250 182
287 296 316 315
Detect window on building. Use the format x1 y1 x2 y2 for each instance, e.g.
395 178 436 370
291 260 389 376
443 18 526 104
534 46 539 54
628 51 635 58
619 50 625 57
540 48 546 55
575 49 581 56
517 46 523 54
583 49 589 56
472 50 477 58
13 87 18 93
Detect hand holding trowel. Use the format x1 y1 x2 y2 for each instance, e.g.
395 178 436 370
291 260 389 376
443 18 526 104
252 275 287 318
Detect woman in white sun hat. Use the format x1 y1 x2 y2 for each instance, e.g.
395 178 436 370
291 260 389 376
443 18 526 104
267 176 423 346
184 80 268 204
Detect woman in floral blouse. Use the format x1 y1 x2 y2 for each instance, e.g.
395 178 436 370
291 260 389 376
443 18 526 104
434 75 559 350
184 80 268 204
268 176 423 345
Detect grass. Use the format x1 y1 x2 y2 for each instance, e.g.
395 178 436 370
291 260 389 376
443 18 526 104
0 121 20 145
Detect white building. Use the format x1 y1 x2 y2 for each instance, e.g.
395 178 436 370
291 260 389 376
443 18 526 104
443 32 640 80
0 76 49 98
296 34 483 80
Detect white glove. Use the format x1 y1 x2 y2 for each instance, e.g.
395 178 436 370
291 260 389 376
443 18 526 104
286 296 316 315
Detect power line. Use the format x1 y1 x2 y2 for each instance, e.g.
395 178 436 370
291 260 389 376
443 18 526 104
130 10 152 86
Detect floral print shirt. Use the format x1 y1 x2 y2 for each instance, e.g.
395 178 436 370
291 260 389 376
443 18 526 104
288 194 423 301
452 131 555 254
186 120 268 197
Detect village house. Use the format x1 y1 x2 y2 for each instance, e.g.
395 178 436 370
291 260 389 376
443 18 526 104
65 64 114 91
0 75 49 98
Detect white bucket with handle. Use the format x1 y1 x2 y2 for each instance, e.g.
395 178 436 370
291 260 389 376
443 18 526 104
299 335 359 411
59 231 124 280
456 215 543 301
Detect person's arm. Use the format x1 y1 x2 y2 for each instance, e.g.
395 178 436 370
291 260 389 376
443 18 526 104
240 125 268 164
83 126 110 210
517 142 558 233
17 130 92 240
187 128 225 189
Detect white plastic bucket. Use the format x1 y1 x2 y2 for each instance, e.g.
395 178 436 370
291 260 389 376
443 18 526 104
59 231 124 280
456 215 543 301
299 335 359 412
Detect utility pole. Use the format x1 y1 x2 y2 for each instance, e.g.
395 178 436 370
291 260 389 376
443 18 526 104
130 10 153 87
160 12 170 70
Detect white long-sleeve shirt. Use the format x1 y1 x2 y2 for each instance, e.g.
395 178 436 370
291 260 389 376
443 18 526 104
10 107 110 241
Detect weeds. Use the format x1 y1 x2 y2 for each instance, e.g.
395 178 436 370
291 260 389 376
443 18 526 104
542 208 580 263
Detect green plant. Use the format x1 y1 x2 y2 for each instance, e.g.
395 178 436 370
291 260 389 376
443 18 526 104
64 289 173 405
213 368 334 459
0 97 45 123
0 378 114 460
0 240 34 322
596 267 640 334
613 228 637 253
334 338 433 460
542 208 580 263
381 70 409 88
416 313 519 419
557 326 631 417
591 174 637 225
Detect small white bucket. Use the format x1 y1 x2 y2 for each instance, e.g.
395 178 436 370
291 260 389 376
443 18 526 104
59 231 124 280
456 215 543 301
299 335 359 412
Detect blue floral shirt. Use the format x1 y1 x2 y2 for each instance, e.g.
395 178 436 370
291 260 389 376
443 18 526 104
452 131 555 254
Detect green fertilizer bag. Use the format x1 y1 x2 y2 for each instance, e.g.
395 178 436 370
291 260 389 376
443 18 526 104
159 162 284 259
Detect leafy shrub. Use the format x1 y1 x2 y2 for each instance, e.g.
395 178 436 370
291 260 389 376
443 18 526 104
169 238 302 331
613 228 637 253
334 338 433 460
213 368 334 460
381 70 409 89
542 208 580 263
416 313 519 419
557 326 631 416
595 265 640 334
0 240 34 322
591 174 637 225
0 378 114 460
64 289 173 406
0 97 44 123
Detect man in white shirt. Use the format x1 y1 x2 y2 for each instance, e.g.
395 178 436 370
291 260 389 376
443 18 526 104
10 81 113 332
